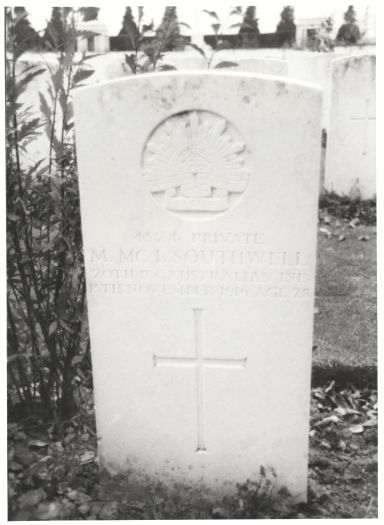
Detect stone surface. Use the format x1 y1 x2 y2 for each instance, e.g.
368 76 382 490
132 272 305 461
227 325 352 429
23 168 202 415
74 71 322 501
325 55 376 198
160 51 207 70
212 52 287 76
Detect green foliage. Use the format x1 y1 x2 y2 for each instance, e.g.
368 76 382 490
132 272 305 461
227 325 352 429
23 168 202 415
119 7 188 73
238 6 260 48
6 8 95 419
155 7 185 51
187 9 241 69
79 7 99 22
9 7 41 52
276 6 296 47
336 6 361 45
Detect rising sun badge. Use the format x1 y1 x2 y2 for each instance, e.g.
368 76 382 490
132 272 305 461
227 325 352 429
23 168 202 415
142 111 251 219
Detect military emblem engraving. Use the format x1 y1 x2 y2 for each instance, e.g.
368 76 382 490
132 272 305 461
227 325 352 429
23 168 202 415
142 111 250 219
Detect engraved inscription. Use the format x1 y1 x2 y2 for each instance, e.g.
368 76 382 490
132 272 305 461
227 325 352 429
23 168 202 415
87 231 314 300
153 308 247 452
142 111 250 219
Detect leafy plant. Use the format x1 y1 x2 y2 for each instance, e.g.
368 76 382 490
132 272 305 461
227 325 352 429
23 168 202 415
319 191 376 225
187 8 241 69
7 7 95 419
121 7 190 74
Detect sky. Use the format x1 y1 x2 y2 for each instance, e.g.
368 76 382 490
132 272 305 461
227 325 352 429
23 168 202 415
18 1 376 37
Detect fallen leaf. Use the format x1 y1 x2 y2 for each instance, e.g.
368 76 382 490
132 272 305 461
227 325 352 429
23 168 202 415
212 507 229 518
80 450 95 464
8 460 23 472
78 504 90 515
358 235 370 241
319 227 331 238
362 419 377 427
349 424 364 434
338 235 346 241
314 415 339 427
34 501 62 520
29 439 49 448
348 218 359 228
325 380 335 393
320 440 331 449
19 489 46 509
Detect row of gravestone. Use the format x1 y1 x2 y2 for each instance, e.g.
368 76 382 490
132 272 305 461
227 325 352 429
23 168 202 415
160 50 375 199
17 50 376 199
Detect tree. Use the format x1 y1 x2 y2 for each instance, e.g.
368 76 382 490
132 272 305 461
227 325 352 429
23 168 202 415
336 6 361 44
238 6 260 48
12 7 41 50
276 6 296 47
155 7 184 51
42 7 66 50
118 7 139 50
80 7 99 22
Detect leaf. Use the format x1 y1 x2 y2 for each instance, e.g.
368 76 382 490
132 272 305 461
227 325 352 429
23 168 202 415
349 424 364 434
178 22 191 29
314 415 339 427
16 68 46 96
157 64 177 71
35 501 61 520
203 10 219 21
49 320 58 335
38 92 52 126
211 23 221 34
325 380 335 393
19 488 46 509
71 355 83 366
214 61 239 69
186 43 207 60
228 23 242 29
72 68 94 85
124 53 136 73
230 7 243 15
28 439 49 448
80 451 95 464
362 419 377 427
319 227 331 237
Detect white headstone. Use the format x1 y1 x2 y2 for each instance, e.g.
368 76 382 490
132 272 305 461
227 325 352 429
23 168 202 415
286 51 339 129
160 51 207 70
325 55 376 197
74 71 322 502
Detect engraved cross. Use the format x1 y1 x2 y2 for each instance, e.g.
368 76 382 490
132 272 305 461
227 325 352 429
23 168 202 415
350 98 375 156
153 308 247 453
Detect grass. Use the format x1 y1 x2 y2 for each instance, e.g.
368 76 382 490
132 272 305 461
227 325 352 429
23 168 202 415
313 218 377 378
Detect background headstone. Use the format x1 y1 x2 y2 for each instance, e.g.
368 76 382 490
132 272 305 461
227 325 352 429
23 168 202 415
325 55 376 197
212 52 287 76
74 71 322 501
